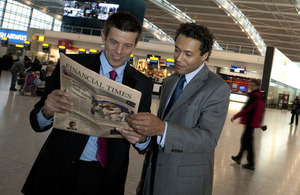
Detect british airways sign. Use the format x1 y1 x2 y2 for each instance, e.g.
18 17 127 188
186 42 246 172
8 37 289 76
0 29 27 44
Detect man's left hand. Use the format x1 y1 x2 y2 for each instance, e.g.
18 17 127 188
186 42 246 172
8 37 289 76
115 127 147 144
125 112 165 136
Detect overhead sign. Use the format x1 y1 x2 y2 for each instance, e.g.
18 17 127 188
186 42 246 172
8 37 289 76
0 29 27 44
58 40 74 50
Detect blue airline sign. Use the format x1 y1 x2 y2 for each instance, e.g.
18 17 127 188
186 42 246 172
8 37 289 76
0 29 27 44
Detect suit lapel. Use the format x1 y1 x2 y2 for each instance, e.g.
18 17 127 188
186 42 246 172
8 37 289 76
159 74 178 118
122 63 137 88
163 65 210 118
157 74 179 119
89 53 101 73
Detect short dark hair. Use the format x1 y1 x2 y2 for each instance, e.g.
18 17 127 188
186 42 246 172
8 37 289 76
174 23 214 60
250 79 261 86
103 11 142 45
24 56 31 62
69 121 76 126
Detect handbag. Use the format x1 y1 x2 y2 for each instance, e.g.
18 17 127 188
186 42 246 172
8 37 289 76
17 79 25 85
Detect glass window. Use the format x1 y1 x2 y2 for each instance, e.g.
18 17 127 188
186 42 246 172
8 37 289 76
53 19 62 32
2 0 31 31
1 0 62 33
30 9 53 30
0 1 5 23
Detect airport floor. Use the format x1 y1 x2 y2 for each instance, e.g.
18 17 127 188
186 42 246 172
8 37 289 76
1 70 300 195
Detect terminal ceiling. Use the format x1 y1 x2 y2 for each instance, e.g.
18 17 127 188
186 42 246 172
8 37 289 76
16 0 300 63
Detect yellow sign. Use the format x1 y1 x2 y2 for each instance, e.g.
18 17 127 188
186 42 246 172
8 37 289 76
166 58 174 62
89 49 97 53
149 56 159 61
15 44 24 48
38 36 45 41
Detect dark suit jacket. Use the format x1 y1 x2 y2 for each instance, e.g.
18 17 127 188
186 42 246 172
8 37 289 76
22 53 152 195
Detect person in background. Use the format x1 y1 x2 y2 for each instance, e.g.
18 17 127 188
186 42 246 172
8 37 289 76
117 23 230 195
43 60 56 88
0 52 14 76
33 56 40 65
9 56 31 91
30 59 42 71
21 12 152 195
290 96 300 126
231 79 265 170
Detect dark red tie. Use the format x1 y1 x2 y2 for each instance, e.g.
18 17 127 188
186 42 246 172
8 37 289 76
96 70 117 167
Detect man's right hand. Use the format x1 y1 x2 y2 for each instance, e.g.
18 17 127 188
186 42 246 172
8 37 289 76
42 89 73 119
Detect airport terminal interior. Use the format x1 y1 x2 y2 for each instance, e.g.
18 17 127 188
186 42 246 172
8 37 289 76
1 71 300 195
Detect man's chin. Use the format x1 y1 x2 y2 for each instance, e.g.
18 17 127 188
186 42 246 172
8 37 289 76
110 62 124 68
175 68 184 75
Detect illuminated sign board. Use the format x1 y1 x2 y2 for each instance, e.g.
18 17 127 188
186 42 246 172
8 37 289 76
230 65 247 74
79 48 86 54
0 29 27 44
270 48 300 89
166 58 175 68
38 36 45 41
89 49 97 54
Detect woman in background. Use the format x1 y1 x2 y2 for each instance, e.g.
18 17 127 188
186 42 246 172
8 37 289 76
290 97 300 126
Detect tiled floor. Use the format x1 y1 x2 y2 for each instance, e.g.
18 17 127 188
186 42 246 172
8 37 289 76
1 70 300 195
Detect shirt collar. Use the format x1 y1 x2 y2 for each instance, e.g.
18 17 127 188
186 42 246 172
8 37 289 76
99 52 126 78
184 62 205 84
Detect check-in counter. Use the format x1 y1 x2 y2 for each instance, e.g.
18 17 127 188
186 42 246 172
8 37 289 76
230 93 248 103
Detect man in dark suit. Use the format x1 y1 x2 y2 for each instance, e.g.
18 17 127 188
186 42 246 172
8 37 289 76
118 23 230 195
21 12 152 195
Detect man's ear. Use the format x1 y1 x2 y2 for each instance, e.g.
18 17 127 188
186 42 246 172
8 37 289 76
134 42 138 49
201 52 209 61
101 29 106 43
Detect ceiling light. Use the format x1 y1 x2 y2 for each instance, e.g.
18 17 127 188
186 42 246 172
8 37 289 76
148 0 222 49
213 0 266 56
56 15 62 20
25 1 34 5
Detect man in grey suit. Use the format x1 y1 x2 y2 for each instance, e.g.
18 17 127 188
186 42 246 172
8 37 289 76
117 23 230 195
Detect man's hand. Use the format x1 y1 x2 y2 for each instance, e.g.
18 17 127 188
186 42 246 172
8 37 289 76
115 126 147 144
42 89 73 119
125 112 165 136
231 117 235 123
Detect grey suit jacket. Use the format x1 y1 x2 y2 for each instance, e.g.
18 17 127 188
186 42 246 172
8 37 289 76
142 65 230 195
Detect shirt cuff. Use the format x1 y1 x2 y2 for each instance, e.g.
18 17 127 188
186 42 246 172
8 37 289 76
135 136 151 150
37 107 53 129
157 122 167 148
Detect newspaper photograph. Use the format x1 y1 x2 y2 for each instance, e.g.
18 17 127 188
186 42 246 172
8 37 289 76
53 53 142 138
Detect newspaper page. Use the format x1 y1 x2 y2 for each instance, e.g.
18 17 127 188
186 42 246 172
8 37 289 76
53 53 141 138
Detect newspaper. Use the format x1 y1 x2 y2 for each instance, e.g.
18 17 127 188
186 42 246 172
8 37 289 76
53 53 141 138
